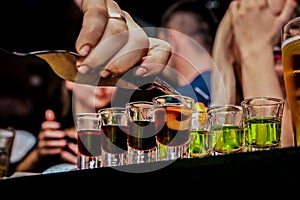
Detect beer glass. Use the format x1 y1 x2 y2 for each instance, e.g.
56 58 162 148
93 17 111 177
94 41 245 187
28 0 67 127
189 110 213 158
152 95 194 161
241 97 284 152
126 101 157 164
99 107 128 167
76 113 102 170
0 128 15 178
282 16 300 147
208 105 244 155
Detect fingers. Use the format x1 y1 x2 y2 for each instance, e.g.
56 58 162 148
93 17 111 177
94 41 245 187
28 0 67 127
101 11 149 78
76 0 129 74
61 142 78 164
135 37 172 77
37 127 67 156
37 136 67 155
39 110 66 147
229 1 238 16
267 0 285 15
61 149 77 164
75 0 108 56
278 0 298 23
235 0 268 13
41 109 61 131
74 0 171 80
39 127 65 139
44 109 56 121
65 127 78 140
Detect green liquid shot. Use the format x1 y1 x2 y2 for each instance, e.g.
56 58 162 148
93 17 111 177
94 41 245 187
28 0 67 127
244 117 281 151
189 130 212 158
211 125 244 154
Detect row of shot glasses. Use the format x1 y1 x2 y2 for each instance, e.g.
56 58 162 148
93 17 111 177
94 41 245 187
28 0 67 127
76 95 284 171
76 94 194 170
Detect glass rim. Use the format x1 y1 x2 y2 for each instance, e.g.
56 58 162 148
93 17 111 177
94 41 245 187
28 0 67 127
281 16 300 48
0 128 15 137
76 112 99 117
283 16 300 29
152 94 194 101
207 104 242 113
98 107 127 114
152 94 195 109
241 96 284 106
125 101 153 108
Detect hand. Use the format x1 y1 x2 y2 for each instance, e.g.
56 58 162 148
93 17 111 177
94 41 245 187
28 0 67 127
74 0 171 78
37 109 77 165
229 0 297 59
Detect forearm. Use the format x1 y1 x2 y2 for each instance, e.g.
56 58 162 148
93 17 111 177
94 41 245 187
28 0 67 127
241 45 283 99
240 45 294 146
14 149 40 172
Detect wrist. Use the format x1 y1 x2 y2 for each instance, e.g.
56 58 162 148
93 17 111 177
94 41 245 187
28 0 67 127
240 45 273 63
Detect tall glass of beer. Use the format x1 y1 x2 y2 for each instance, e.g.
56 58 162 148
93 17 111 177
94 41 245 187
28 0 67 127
282 16 300 147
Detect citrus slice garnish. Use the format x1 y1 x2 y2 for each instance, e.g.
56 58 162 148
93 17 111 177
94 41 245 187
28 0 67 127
164 106 192 130
193 102 207 112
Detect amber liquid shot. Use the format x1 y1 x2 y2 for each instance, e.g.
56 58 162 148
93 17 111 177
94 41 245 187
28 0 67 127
76 113 102 170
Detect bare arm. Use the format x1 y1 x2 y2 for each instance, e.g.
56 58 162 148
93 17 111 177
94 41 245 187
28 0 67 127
229 0 297 146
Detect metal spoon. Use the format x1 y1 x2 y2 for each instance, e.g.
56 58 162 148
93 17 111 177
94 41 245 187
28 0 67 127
3 48 139 89
1 48 180 95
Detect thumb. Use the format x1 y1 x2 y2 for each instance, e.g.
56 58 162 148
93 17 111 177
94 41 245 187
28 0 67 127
278 0 297 24
44 109 56 121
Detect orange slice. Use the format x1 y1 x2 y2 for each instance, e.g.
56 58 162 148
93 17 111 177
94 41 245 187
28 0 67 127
193 102 207 112
164 106 192 130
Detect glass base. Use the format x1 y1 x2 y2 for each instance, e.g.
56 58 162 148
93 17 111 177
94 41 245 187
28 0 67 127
246 144 281 152
213 146 246 156
77 155 102 170
156 143 185 161
102 150 127 167
188 150 213 158
127 147 157 164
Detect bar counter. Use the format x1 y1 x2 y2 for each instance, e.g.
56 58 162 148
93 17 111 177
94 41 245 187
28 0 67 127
1 147 299 198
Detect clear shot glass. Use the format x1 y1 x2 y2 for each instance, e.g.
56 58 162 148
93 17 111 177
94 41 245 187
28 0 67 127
99 107 129 167
0 128 15 178
189 110 213 158
76 113 102 170
208 105 245 155
126 101 157 164
241 97 284 152
152 95 194 161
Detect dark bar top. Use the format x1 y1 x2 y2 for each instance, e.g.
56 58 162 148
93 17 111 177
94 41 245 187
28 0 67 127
1 146 299 198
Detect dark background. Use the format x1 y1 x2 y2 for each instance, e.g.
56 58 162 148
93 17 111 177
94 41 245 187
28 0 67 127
0 0 231 53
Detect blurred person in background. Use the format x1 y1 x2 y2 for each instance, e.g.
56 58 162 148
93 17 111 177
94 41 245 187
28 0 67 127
14 81 117 172
0 50 74 173
211 0 299 147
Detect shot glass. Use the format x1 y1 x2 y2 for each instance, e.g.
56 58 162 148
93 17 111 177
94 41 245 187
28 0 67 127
208 105 244 155
189 110 213 158
99 107 128 167
0 128 15 178
241 97 284 152
76 113 102 170
152 95 194 161
126 101 157 164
